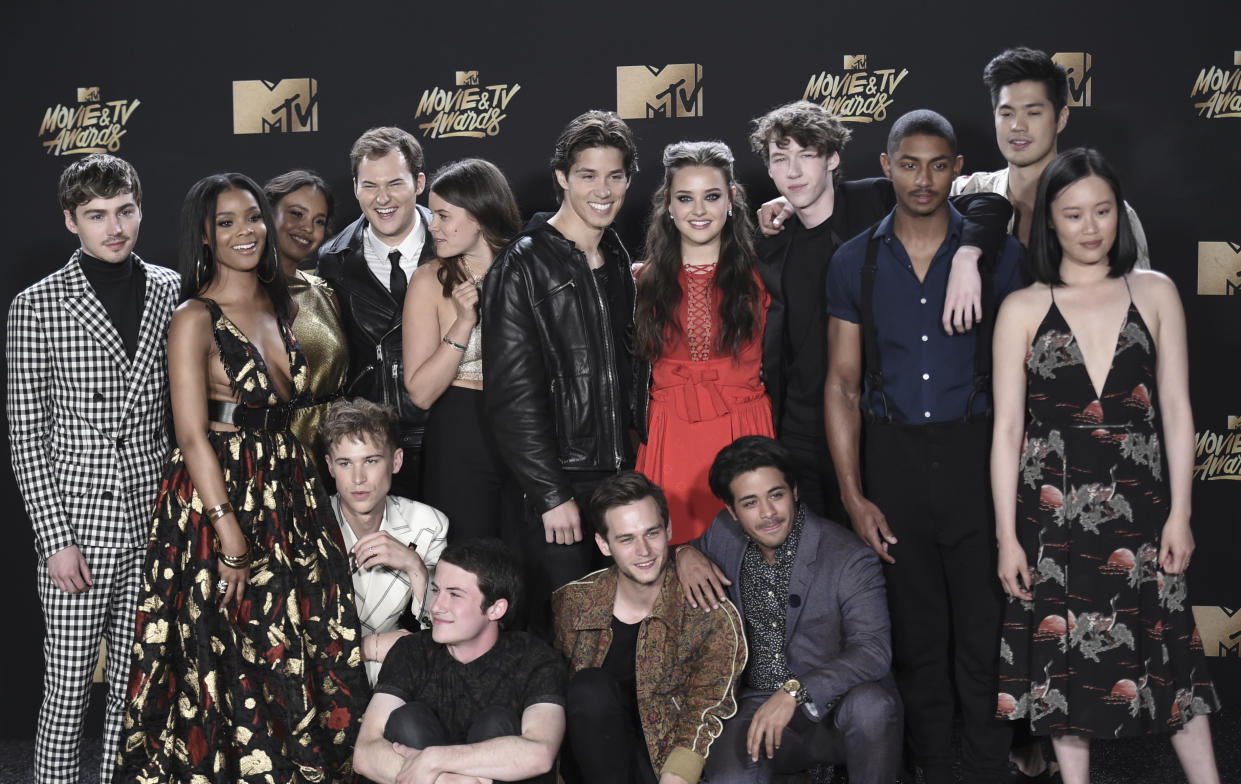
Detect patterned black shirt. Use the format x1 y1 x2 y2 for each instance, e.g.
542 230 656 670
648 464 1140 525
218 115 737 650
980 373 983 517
740 509 805 690
375 630 567 742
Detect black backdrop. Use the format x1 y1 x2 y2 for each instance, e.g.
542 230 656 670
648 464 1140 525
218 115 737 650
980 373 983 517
2 0 1238 739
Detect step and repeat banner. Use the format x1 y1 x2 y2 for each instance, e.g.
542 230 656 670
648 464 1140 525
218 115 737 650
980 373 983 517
2 0 1237 738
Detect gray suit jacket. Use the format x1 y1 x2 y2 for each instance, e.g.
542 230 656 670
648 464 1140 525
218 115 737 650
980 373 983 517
690 507 893 717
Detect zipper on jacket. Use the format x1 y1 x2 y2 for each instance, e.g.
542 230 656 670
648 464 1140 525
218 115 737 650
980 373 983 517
376 343 390 404
583 247 624 471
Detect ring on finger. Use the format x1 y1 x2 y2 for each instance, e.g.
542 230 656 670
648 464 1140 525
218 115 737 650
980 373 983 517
217 578 229 593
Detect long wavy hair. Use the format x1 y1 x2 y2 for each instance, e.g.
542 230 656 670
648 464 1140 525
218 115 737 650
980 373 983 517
428 158 522 297
635 140 760 362
177 172 291 318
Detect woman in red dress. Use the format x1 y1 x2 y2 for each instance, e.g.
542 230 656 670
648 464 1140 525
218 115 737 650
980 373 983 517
635 141 773 543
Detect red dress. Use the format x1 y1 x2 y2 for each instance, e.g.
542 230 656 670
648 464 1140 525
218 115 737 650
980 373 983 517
636 264 774 543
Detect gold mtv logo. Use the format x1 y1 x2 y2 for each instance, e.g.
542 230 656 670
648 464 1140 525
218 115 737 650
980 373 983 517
1228 416 1241 431
1052 52 1092 107
456 71 479 86
843 55 867 70
617 64 704 119
1197 242 1241 295
77 86 100 103
1192 606 1241 657
232 78 318 134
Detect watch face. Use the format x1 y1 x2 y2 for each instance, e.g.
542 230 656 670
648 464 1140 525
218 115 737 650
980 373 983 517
783 678 801 694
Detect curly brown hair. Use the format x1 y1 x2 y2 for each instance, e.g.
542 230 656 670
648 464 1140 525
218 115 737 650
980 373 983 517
748 101 852 182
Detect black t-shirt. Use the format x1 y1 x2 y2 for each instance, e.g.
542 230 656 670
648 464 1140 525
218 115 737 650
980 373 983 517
594 260 634 441
601 616 645 739
78 251 146 359
375 630 567 743
781 217 840 438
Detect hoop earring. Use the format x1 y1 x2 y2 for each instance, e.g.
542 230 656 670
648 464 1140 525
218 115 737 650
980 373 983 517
196 247 210 285
258 263 275 284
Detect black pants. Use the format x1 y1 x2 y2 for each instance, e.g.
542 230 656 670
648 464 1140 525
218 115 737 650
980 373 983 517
521 473 612 640
780 428 848 525
864 420 1010 784
563 668 657 784
384 701 554 784
423 385 520 547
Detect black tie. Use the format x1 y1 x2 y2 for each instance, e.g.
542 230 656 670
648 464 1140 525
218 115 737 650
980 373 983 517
388 249 407 304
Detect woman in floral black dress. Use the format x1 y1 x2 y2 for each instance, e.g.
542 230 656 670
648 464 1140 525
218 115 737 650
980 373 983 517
990 149 1219 784
116 173 368 783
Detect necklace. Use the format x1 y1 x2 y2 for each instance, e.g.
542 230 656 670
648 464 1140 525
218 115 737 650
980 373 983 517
460 258 487 286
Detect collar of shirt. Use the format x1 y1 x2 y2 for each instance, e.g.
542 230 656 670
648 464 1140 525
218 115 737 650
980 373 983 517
363 210 424 292
872 202 964 254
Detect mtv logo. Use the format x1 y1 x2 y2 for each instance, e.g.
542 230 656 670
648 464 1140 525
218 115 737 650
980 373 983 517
232 78 318 134
1196 242 1241 295
616 64 704 119
1052 52 1093 107
77 86 100 103
1235 51 1241 66
456 71 479 86
1192 606 1241 657
1227 416 1241 431
843 54 867 71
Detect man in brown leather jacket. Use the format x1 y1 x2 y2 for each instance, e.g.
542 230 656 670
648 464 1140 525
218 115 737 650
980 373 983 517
482 110 640 636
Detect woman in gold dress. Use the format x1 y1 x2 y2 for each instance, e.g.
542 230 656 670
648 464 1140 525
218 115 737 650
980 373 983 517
264 170 348 480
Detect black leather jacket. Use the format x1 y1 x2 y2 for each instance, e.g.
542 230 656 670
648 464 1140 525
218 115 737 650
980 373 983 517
482 221 635 514
314 209 435 445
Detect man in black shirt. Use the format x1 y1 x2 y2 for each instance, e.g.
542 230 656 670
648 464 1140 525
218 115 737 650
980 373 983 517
353 539 566 784
483 110 639 636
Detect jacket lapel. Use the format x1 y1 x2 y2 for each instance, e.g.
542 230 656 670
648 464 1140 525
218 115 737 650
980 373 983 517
119 258 174 419
785 517 820 641
60 254 130 373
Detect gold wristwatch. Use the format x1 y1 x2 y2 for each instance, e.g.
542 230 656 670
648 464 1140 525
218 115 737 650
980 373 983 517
781 678 808 705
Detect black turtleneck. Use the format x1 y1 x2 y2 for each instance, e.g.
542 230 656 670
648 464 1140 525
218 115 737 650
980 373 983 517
78 251 146 359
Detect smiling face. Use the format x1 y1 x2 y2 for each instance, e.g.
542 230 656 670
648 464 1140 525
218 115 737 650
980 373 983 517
726 466 797 563
766 137 838 220
209 187 266 273
64 192 141 263
994 80 1067 170
428 191 487 260
554 145 629 233
325 433 403 522
428 560 505 658
595 497 670 588
1049 174 1118 270
881 133 962 219
272 185 328 266
354 150 426 245
669 164 732 252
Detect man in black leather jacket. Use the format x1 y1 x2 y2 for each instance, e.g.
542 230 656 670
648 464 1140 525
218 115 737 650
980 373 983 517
482 110 639 636
317 126 435 499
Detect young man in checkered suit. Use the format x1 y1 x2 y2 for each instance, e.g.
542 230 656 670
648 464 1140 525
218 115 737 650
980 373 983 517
6 154 180 784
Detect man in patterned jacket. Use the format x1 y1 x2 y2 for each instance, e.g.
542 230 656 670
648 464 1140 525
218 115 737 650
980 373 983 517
553 472 747 784
7 154 179 784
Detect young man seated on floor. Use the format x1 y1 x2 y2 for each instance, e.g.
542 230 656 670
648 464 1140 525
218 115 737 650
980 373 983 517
352 538 566 784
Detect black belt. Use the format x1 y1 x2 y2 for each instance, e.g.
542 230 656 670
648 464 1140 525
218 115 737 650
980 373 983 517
207 400 293 431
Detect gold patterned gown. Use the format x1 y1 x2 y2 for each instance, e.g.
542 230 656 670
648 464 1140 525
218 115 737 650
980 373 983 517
288 271 349 481
117 299 368 783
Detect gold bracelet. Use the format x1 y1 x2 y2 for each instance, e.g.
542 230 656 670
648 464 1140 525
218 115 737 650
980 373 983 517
442 336 468 352
214 536 252 569
205 502 234 522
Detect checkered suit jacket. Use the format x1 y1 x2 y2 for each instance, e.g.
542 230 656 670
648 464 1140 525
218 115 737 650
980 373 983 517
6 251 180 561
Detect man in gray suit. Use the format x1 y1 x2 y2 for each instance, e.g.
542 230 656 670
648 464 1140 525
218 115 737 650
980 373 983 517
676 436 901 784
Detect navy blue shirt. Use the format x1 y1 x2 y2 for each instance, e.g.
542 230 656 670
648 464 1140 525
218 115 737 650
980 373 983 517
827 205 1024 424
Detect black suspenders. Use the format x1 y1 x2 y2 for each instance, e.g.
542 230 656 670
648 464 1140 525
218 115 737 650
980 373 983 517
859 225 996 424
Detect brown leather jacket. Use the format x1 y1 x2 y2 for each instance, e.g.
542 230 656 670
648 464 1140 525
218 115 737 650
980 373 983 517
552 564 747 784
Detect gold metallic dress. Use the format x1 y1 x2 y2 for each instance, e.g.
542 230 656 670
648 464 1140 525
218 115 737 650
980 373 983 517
288 271 348 479
117 299 368 783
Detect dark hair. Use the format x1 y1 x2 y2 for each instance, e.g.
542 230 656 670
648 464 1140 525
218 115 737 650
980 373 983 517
429 158 522 297
589 471 669 539
983 47 1069 114
263 169 336 229
1028 148 1137 285
319 398 400 454
549 110 638 201
748 100 852 183
438 538 523 623
177 173 291 318
708 436 797 506
886 109 957 156
635 141 761 362
58 153 142 213
349 126 425 180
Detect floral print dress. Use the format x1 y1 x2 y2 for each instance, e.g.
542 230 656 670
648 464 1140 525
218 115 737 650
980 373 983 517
996 282 1219 737
117 299 368 783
